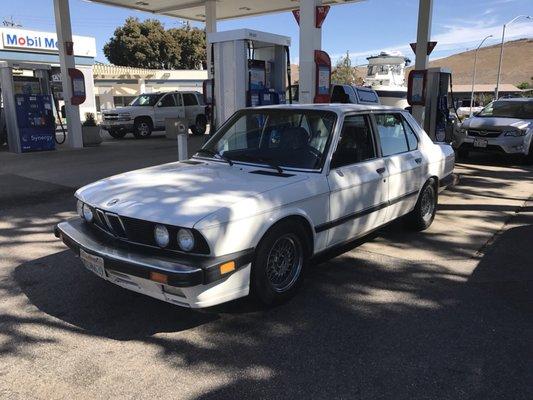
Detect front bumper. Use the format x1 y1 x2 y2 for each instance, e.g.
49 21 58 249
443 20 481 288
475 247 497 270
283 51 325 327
438 173 459 192
54 218 253 307
456 135 529 155
101 121 134 131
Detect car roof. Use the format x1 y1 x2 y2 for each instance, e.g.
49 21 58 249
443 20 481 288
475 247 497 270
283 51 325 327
333 84 376 91
252 103 403 113
496 97 532 102
140 90 200 95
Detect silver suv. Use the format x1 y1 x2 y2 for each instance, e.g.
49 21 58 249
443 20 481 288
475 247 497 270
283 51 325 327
101 91 207 139
455 98 533 163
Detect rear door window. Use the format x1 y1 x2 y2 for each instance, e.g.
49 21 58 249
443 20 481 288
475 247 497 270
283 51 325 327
375 114 409 156
183 93 198 106
402 117 419 151
159 94 176 107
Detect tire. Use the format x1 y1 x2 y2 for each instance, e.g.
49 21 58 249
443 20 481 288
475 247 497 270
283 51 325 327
191 115 207 135
251 221 311 306
133 118 152 138
108 129 127 139
457 147 469 160
406 179 438 231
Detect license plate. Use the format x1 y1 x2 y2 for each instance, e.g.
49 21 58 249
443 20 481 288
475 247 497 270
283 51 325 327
80 249 106 278
473 138 488 148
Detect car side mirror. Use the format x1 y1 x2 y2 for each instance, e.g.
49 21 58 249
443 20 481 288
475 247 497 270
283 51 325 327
156 102 163 107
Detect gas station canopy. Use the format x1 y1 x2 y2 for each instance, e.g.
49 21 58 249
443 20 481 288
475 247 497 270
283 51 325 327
89 0 364 21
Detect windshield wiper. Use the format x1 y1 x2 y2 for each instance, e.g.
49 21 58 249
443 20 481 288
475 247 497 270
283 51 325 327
196 148 234 166
235 154 284 175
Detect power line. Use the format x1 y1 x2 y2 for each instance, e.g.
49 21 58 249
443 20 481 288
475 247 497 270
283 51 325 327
2 16 22 27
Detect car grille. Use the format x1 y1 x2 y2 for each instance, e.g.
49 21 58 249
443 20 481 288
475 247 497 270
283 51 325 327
93 209 127 238
120 217 157 246
86 208 210 255
467 129 501 138
102 113 119 121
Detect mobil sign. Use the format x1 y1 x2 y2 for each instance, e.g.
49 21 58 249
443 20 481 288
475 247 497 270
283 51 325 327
2 28 59 52
0 28 97 57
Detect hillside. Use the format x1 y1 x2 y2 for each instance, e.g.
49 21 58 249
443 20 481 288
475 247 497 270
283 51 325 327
291 38 532 87
414 38 533 86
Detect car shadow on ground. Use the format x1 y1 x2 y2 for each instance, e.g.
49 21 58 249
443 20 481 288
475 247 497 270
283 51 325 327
4 211 532 398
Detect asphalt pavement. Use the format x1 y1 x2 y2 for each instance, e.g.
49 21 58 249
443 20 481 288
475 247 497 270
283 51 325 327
0 136 531 400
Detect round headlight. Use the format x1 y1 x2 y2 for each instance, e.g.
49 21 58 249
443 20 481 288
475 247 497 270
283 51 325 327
82 204 94 222
76 200 84 218
154 224 170 248
177 229 195 251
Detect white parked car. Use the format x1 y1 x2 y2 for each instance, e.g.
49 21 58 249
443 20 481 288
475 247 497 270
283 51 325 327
55 104 455 308
101 91 207 139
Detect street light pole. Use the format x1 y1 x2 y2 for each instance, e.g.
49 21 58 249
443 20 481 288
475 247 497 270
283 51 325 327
470 35 492 117
495 15 531 99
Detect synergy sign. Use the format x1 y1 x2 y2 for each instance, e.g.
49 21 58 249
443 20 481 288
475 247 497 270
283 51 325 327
0 28 97 57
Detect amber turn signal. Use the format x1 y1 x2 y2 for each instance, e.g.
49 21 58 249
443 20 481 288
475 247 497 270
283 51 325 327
219 261 236 275
150 271 168 284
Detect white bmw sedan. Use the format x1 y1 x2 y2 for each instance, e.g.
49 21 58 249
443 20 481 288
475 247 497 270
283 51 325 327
55 104 455 308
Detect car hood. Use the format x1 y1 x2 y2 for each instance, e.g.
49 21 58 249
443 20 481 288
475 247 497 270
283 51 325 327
462 117 531 130
75 161 308 228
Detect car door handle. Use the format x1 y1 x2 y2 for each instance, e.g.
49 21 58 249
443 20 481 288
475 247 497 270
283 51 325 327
376 167 386 174
414 157 422 164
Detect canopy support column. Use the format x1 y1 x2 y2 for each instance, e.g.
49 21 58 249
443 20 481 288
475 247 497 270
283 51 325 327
412 0 433 126
205 0 217 79
298 0 322 104
53 0 83 148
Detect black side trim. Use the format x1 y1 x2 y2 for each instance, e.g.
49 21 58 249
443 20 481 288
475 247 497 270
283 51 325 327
249 170 295 177
315 189 419 233
180 160 204 165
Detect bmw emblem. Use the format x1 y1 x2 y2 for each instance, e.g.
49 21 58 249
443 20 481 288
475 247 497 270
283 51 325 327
107 198 119 206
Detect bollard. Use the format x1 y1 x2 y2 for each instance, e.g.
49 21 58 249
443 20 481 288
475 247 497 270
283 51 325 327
177 133 188 161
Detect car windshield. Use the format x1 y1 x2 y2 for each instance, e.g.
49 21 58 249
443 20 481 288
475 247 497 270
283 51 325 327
129 93 163 106
477 100 533 119
199 109 337 171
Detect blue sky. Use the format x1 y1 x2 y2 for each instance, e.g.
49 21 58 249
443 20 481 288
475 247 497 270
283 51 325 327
2 0 532 65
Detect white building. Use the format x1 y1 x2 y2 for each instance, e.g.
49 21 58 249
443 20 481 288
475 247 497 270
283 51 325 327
92 64 207 112
0 27 207 121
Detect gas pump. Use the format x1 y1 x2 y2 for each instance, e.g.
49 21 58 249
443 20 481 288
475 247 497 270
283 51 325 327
407 67 455 142
0 62 55 153
207 29 291 129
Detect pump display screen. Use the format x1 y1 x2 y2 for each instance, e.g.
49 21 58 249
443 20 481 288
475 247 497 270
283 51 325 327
13 76 41 95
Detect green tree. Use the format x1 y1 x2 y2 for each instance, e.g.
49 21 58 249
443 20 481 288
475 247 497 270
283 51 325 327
169 23 206 69
516 81 530 90
332 51 362 85
103 18 207 70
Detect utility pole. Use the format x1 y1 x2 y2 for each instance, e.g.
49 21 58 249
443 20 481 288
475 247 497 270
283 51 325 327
470 35 492 117
495 15 531 99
